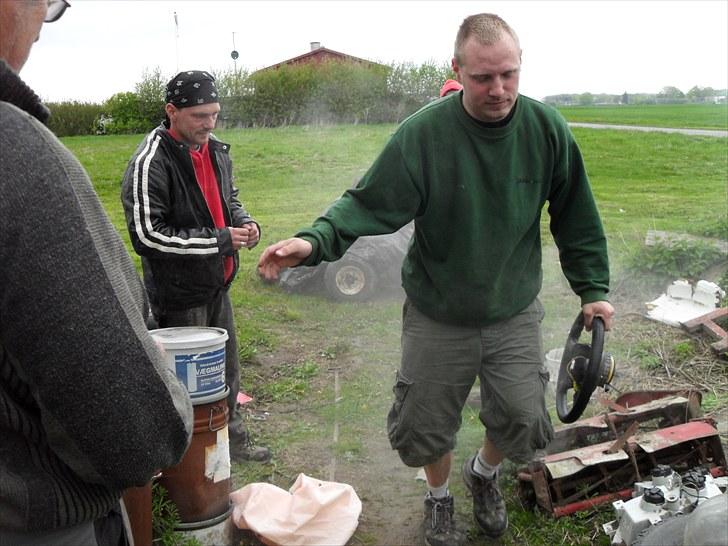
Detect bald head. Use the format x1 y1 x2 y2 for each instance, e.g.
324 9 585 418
0 0 48 72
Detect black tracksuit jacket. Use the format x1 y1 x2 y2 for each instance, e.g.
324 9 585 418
121 124 258 310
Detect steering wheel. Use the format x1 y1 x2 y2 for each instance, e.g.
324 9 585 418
555 313 615 423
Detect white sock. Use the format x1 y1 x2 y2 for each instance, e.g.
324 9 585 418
473 452 500 480
427 480 450 499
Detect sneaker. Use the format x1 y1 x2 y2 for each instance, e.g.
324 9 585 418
229 425 271 463
462 455 508 538
423 493 467 546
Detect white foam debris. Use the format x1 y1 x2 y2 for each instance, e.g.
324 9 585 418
646 280 725 327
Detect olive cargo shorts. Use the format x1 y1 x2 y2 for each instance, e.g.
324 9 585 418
387 299 554 467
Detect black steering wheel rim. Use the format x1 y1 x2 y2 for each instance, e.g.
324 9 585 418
555 313 605 423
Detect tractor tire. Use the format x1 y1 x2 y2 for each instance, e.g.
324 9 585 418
323 257 377 302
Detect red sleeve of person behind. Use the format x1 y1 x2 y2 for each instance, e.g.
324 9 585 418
440 79 463 97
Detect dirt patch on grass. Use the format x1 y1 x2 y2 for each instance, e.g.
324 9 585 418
232 315 428 545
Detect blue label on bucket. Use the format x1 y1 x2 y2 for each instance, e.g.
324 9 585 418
174 347 225 397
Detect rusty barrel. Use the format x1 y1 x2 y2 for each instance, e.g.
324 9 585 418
122 483 153 546
159 386 231 523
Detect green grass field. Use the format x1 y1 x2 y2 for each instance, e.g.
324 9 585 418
65 122 726 257
556 103 728 130
60 115 727 545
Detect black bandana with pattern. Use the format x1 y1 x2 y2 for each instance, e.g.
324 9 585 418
165 70 219 108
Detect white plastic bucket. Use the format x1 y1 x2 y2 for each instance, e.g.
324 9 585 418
544 347 564 384
150 327 228 398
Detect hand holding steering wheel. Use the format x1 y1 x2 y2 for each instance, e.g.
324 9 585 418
555 312 616 423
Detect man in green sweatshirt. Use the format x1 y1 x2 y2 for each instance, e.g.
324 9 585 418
258 13 614 546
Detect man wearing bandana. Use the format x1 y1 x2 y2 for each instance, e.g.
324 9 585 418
122 70 270 462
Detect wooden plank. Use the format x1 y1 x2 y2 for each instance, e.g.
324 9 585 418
683 307 728 330
682 308 728 354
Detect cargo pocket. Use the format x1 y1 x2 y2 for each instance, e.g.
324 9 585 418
387 371 413 451
532 367 554 452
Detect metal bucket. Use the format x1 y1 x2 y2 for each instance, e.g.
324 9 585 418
159 387 231 523
150 326 228 399
174 507 234 546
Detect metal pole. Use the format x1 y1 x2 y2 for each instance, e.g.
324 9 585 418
174 11 179 72
232 32 237 73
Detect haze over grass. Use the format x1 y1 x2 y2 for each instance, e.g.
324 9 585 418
60 110 726 546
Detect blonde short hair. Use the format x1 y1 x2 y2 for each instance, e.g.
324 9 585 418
454 13 520 64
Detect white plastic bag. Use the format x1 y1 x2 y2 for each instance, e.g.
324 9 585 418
230 473 362 546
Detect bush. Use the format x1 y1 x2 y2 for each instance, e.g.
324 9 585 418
48 61 454 133
46 101 104 136
626 239 725 281
248 61 390 126
217 60 453 127
135 67 166 131
386 61 453 122
102 91 152 134
101 69 167 135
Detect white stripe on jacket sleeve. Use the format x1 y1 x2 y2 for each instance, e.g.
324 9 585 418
132 132 219 255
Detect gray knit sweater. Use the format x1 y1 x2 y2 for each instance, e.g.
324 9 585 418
0 60 193 532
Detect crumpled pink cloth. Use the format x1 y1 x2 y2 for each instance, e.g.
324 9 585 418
230 473 362 546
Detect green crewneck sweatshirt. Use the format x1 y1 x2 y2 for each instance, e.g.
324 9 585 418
297 93 609 326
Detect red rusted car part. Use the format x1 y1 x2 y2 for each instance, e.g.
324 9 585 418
517 390 726 517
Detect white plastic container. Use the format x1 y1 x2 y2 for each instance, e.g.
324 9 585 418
544 348 564 384
150 327 228 398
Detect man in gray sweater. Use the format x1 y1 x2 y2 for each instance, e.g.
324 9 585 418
0 2 193 544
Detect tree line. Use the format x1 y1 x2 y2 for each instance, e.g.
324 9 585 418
544 86 727 106
45 63 725 137
46 62 454 137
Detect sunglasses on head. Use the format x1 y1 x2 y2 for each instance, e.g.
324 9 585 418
45 0 70 23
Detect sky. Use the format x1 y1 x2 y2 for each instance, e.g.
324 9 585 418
22 0 728 103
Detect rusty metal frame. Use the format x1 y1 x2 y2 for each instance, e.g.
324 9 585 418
517 390 727 518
